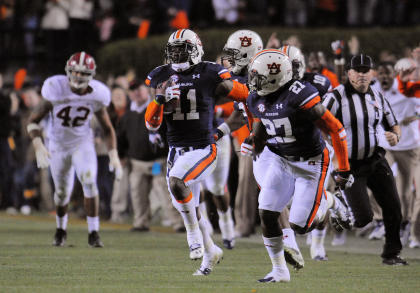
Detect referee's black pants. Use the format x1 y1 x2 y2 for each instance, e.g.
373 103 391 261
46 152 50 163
345 149 402 259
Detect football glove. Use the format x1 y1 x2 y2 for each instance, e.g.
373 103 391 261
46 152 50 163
32 137 50 169
165 84 180 103
109 149 123 180
333 170 354 190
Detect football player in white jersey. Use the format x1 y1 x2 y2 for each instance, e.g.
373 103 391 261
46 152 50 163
27 52 122 247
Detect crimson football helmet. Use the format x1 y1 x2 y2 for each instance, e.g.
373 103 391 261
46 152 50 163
280 45 306 79
65 52 96 89
165 29 204 71
248 49 293 96
222 30 263 75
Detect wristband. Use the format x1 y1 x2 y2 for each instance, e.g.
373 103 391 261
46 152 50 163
27 123 41 134
217 122 231 136
155 95 165 105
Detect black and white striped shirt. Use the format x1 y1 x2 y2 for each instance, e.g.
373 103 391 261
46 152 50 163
323 83 398 161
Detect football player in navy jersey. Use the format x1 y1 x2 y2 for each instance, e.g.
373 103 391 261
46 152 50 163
243 49 353 283
280 45 339 260
200 30 263 250
144 29 248 276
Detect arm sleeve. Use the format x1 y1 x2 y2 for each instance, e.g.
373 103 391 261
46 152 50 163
397 75 420 98
315 110 350 172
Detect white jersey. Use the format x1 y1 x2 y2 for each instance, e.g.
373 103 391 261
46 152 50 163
372 78 420 151
41 75 111 149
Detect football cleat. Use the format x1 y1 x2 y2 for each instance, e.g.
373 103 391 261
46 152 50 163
330 190 354 232
258 269 290 283
310 244 328 261
284 246 304 270
409 239 420 249
193 245 223 276
382 255 408 266
189 243 204 260
368 221 385 240
222 239 235 250
53 228 67 247
88 231 104 248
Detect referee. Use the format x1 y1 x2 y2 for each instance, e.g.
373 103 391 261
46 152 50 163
323 54 407 266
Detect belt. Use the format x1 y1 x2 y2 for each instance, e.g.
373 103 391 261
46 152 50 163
176 145 208 156
280 154 310 162
268 146 313 162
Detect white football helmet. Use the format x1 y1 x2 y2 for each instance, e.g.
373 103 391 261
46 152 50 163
223 30 263 74
280 45 306 79
165 29 204 71
65 51 96 89
248 50 293 96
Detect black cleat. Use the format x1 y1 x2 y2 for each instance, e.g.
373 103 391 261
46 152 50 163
88 231 104 248
222 239 235 250
53 228 67 246
382 255 408 266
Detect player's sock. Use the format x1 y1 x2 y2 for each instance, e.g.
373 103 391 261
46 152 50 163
56 214 68 230
262 236 288 271
217 207 234 240
326 190 335 209
199 201 213 235
87 216 100 233
176 193 202 246
282 228 299 251
199 217 216 253
311 227 326 246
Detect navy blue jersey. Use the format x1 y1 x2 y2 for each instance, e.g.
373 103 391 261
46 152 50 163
146 62 231 147
302 72 331 97
247 80 326 158
230 72 248 84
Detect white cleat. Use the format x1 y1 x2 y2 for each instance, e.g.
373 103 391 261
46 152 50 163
193 245 223 276
189 243 204 260
409 239 420 249
258 269 290 283
310 244 328 261
330 191 354 232
284 245 304 270
368 221 385 240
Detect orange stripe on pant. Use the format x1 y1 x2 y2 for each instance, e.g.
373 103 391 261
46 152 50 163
306 147 330 227
176 192 193 204
183 144 217 183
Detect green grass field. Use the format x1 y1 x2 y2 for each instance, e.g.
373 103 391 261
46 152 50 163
0 213 419 293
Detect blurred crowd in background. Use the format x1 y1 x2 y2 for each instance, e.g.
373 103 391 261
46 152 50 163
1 0 420 77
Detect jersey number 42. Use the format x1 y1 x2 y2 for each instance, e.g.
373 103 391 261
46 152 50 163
56 106 90 127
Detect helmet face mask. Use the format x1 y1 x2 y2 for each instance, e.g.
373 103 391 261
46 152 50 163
223 30 263 74
248 50 293 96
65 52 96 90
165 29 204 71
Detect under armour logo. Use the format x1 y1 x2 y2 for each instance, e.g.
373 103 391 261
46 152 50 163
276 104 283 109
258 104 265 113
239 36 252 47
267 62 281 74
181 210 190 213
192 74 200 79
